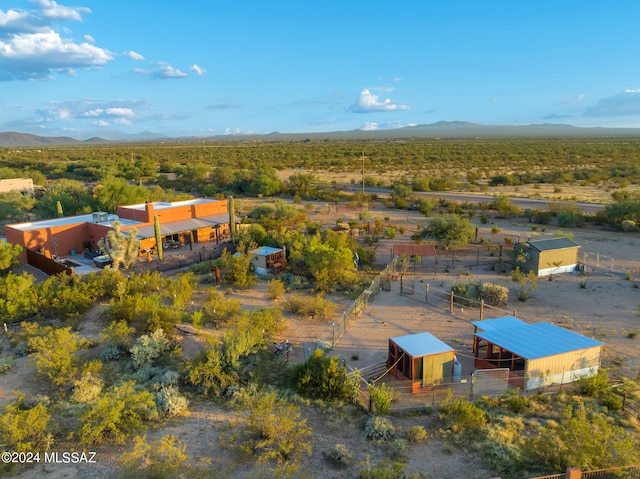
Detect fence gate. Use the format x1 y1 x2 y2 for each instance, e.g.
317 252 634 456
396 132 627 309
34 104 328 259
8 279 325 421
471 368 510 399
401 280 415 295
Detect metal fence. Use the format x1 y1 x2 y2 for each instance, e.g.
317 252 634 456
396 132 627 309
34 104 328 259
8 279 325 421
128 242 229 275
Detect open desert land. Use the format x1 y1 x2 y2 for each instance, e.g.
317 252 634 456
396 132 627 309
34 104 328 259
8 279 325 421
2 200 639 479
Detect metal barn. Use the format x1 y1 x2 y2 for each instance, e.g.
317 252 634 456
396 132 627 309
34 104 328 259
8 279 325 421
514 237 580 277
388 332 456 393
473 316 604 391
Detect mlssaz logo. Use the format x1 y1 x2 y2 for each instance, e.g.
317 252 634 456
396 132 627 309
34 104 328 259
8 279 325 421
44 452 97 464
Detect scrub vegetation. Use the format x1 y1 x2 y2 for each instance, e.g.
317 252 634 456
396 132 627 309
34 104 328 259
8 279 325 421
1 138 640 477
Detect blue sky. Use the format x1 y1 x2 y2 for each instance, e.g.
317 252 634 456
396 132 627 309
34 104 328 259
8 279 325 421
2 1 640 138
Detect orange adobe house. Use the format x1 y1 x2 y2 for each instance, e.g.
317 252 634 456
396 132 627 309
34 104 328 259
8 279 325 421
5 198 232 263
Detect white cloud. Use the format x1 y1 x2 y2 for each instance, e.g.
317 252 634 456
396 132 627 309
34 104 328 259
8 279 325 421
153 64 187 79
30 99 148 128
82 107 135 118
189 63 206 75
348 89 412 113
361 121 416 131
126 50 145 61
584 90 640 117
32 0 90 21
0 2 112 81
105 107 134 117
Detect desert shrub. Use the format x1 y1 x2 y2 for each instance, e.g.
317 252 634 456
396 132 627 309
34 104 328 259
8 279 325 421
279 272 311 290
512 267 538 301
155 385 189 417
130 329 170 370
233 392 312 464
405 425 428 443
369 383 394 415
417 198 435 216
290 349 359 401
23 322 86 387
438 393 486 436
267 278 286 300
364 416 395 441
100 345 123 362
119 434 188 478
357 457 425 479
13 342 29 357
499 389 530 414
576 368 610 398
282 294 335 319
325 443 353 467
100 320 135 350
450 281 480 306
478 282 509 306
0 356 15 373
79 381 157 445
383 227 396 239
523 407 640 472
220 245 257 288
0 400 51 454
70 369 104 403
202 287 243 325
388 439 407 459
185 346 237 398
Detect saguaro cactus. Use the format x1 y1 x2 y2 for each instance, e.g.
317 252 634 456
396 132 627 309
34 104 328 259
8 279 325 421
154 215 163 261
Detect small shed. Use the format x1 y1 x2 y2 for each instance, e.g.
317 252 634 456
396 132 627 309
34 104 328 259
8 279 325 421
514 237 580 276
249 246 287 275
472 316 603 390
388 332 456 393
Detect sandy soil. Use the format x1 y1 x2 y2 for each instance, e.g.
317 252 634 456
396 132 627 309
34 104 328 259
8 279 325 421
2 205 639 478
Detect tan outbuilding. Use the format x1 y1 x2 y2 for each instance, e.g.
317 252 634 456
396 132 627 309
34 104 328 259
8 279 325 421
514 237 580 276
473 316 603 391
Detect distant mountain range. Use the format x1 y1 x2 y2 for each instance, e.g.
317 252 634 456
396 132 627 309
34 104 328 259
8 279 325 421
3 122 640 146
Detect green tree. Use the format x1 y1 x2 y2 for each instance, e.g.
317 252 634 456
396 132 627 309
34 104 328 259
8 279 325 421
0 241 22 274
0 191 36 222
220 243 256 288
423 215 474 248
604 190 640 228
0 272 36 321
35 178 95 218
94 176 150 213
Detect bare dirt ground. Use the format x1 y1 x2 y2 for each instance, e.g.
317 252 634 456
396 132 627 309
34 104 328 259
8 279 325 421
2 203 640 478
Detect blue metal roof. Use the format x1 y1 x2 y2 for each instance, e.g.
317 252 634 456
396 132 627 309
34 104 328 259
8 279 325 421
250 246 282 257
471 316 526 332
476 322 604 360
390 331 454 358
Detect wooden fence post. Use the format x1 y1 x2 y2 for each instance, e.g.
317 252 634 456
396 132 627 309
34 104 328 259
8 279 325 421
449 291 454 313
566 467 582 479
425 284 429 303
480 300 484 320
